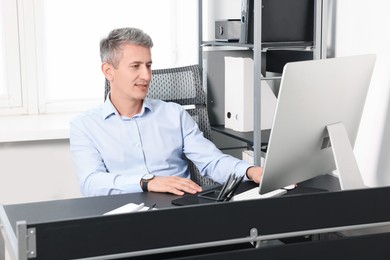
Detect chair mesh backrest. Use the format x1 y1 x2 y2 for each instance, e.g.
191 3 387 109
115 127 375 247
104 65 218 186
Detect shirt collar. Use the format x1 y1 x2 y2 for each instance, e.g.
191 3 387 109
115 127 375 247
101 94 153 120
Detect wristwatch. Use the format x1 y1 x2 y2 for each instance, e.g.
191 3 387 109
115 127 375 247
140 173 155 192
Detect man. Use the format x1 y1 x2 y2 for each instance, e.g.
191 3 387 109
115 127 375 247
70 27 262 196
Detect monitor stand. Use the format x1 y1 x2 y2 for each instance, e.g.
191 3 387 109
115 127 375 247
327 122 366 190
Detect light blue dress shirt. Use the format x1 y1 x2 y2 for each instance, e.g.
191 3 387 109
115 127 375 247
70 97 252 196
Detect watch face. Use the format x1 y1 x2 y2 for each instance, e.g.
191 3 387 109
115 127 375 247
142 173 154 181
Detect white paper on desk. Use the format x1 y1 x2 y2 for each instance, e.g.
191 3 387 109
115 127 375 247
103 203 148 215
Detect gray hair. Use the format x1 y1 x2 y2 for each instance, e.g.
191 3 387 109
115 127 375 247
100 27 154 68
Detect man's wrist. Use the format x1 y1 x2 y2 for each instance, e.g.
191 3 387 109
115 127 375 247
140 173 155 192
245 167 253 180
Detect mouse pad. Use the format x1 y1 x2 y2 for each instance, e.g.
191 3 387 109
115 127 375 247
171 186 223 206
171 194 220 206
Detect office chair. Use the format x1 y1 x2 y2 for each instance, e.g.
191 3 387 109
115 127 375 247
104 65 219 186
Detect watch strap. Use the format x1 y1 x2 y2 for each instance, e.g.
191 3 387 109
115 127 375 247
141 174 154 192
141 179 149 192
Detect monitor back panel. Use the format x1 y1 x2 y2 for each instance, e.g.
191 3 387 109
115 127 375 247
260 54 376 194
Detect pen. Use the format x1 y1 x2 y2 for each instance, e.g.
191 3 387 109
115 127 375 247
226 174 237 192
147 203 156 211
223 174 237 196
217 173 234 201
225 175 244 201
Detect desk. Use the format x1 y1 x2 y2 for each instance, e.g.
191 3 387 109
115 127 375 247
2 175 390 259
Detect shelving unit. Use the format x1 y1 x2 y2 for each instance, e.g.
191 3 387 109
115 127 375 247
198 0 328 165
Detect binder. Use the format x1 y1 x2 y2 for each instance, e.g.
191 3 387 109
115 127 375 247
224 56 277 132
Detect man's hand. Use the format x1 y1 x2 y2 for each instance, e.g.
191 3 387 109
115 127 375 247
246 166 263 184
147 176 202 195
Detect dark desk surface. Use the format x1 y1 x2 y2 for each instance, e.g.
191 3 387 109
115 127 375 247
2 189 179 233
3 174 390 260
2 174 340 234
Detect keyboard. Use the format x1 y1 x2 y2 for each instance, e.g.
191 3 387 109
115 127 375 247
231 187 287 201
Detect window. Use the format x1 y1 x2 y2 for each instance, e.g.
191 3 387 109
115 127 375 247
0 0 23 114
0 4 5 96
0 0 198 115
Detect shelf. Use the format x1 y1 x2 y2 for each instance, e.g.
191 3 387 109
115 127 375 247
211 125 270 149
200 0 327 164
202 40 314 50
0 113 75 142
202 41 253 49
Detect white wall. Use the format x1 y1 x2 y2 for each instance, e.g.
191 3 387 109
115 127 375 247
334 0 390 187
202 0 241 40
0 139 81 204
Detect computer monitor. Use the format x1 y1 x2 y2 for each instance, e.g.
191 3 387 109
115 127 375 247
259 54 376 194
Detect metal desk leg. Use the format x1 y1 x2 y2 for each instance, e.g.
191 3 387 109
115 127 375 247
0 221 19 260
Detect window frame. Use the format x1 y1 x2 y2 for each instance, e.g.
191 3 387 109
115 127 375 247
0 0 24 115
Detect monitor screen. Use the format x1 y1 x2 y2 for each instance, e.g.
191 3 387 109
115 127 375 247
259 54 376 194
